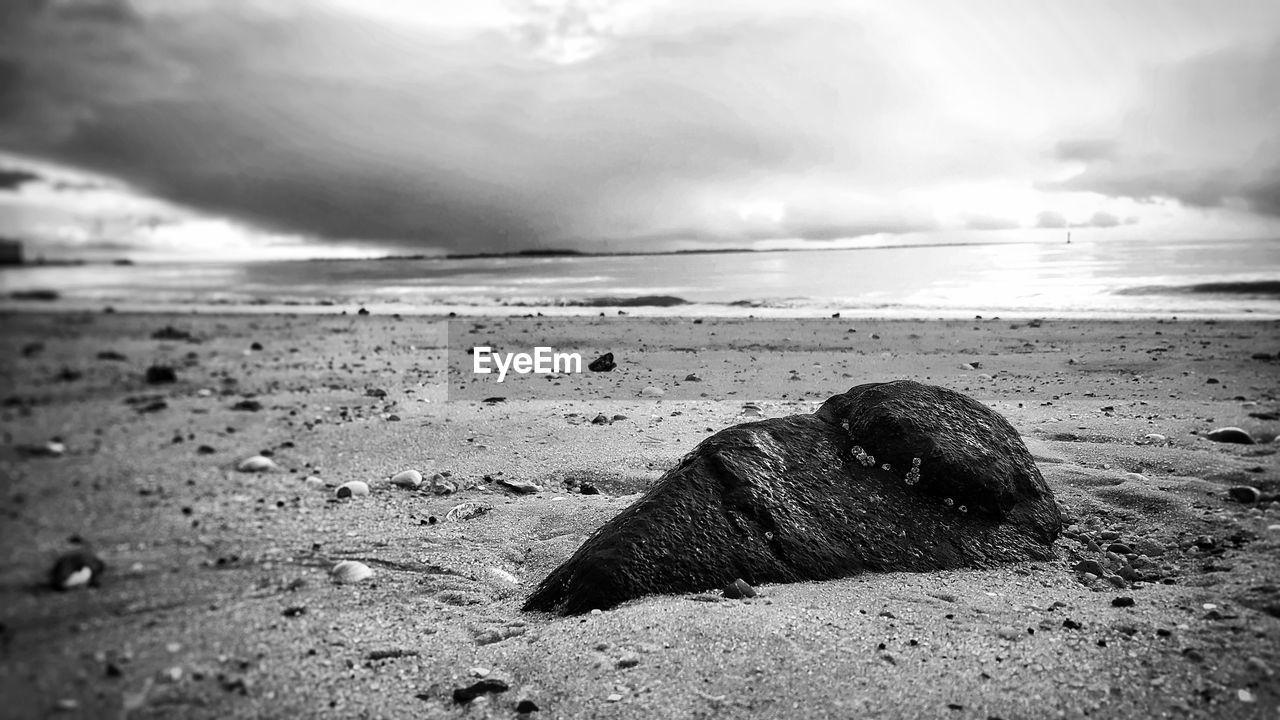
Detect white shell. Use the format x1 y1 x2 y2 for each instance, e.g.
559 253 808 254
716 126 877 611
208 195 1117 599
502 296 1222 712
237 455 278 473
390 469 423 489
336 481 370 498
61 566 93 589
331 560 373 583
445 502 491 521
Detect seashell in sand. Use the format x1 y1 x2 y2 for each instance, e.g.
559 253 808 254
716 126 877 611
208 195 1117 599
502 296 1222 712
336 481 370 498
237 455 278 473
445 502 491 522
390 470 423 489
330 560 373 584
499 477 540 494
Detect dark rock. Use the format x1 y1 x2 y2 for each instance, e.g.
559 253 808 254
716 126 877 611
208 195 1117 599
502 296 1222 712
1227 486 1261 503
1112 596 1135 607
523 380 1062 614
722 578 757 599
579 483 599 495
357 307 370 316
197 445 216 455
1062 619 1082 630
145 366 177 384
1250 352 1274 361
1206 378 1220 384
516 699 539 713
453 678 509 703
21 342 45 357
250 342 263 351
591 414 611 425
1205 427 1255 444
1107 543 1134 555
96 351 127 361
588 353 616 372
232 399 263 412
50 549 105 590
1073 560 1106 577
151 326 195 342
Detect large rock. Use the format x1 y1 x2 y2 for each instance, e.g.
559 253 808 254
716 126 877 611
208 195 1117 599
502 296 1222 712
524 380 1062 614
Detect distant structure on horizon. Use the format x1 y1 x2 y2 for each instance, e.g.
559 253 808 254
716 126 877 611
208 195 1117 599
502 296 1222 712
0 238 22 265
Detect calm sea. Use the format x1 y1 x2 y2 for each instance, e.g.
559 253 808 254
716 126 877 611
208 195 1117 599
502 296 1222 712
3 237 1279 318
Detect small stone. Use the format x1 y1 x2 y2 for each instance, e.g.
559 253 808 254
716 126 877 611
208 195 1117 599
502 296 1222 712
639 386 665 398
1111 596 1135 607
452 678 509 703
500 477 541 494
579 483 599 495
588 353 616 372
1227 486 1261 503
470 667 490 678
145 366 177 384
303 476 325 489
231 399 263 412
50 549 105 590
1205 427 1255 444
591 414 611 425
1133 538 1165 557
1237 688 1255 703
1104 575 1128 588
606 694 622 702
330 560 373 584
515 699 539 713
54 698 78 711
722 578 757 599
390 470 423 489
996 626 1022 641
1107 543 1134 555
236 455 278 473
157 666 183 683
616 652 640 669
429 473 457 494
336 481 370 498
684 373 703 382
1142 433 1167 443
483 567 519 588
1072 560 1106 577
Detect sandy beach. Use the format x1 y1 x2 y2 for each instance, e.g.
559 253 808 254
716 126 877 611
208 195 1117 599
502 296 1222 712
1 309 1277 719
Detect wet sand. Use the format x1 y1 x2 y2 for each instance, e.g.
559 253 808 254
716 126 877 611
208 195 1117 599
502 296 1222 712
0 310 1277 719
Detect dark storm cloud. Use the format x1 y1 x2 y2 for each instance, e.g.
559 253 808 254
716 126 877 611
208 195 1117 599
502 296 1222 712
0 167 40 190
0 1 931 252
1045 41 1280 218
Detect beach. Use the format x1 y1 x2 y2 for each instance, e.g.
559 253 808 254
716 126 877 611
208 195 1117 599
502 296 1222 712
1 309 1278 719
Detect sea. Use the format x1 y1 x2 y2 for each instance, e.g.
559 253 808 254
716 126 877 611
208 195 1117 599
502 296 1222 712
3 237 1279 319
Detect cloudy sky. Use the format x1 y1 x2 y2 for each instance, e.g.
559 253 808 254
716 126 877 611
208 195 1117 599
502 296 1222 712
1 0 1278 260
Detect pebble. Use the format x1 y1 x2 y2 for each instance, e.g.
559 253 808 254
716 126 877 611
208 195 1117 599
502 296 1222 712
1107 543 1134 555
1227 486 1261 504
50 549 105 590
516 699 539 713
237 456 278 473
1112 597 1135 607
606 693 623 702
684 373 703 382
1205 427 1255 444
470 667 490 678
336 481 370 498
1142 433 1167 443
1237 689 1255 703
616 652 641 668
429 473 457 494
390 470 423 489
483 567 519 588
1072 560 1106 577
996 626 1022 641
157 666 183 683
639 386 665 398
452 678 509 703
330 560 373 584
303 476 325 489
587 353 616 372
1133 538 1165 557
145 366 177 384
591 414 611 425
500 478 541 493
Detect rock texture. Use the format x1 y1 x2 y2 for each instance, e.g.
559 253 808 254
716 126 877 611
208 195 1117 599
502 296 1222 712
524 380 1062 614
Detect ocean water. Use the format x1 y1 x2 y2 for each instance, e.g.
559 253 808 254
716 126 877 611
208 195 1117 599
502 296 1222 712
3 237 1279 318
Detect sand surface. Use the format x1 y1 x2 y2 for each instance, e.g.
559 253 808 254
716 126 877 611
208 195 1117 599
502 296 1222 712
0 310 1277 719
